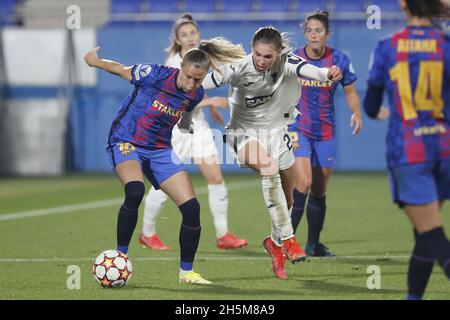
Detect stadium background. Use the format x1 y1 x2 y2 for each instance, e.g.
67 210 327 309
0 0 412 175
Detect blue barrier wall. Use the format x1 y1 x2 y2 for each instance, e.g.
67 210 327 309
72 20 404 172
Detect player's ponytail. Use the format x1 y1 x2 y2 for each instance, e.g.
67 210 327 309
165 14 200 57
197 37 246 72
404 0 449 18
252 26 293 54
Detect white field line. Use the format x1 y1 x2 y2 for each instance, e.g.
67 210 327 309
0 179 259 222
0 255 410 263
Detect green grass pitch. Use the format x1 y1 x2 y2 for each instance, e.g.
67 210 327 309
0 173 449 300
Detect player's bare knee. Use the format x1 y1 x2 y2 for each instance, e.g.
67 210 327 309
297 178 312 193
260 158 279 176
205 174 223 185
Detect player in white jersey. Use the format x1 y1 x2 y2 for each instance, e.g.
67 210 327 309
139 14 248 251
202 26 343 279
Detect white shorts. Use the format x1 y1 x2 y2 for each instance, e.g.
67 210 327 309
172 109 219 161
224 126 295 171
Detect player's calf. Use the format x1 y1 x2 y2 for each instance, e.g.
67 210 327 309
420 226 450 279
117 181 145 254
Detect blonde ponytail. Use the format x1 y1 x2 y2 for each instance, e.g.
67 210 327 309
198 37 246 72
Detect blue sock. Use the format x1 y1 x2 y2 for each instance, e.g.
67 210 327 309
117 205 138 250
116 181 145 253
178 198 201 269
291 189 308 234
180 261 193 272
407 293 422 300
419 227 450 279
117 245 128 254
407 229 434 299
306 194 326 245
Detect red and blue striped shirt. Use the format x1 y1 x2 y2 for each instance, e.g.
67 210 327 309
108 64 204 150
368 26 450 167
291 46 356 140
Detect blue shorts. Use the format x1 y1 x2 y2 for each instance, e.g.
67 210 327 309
389 159 450 207
106 142 185 190
288 130 336 168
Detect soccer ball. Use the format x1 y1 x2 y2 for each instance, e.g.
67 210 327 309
93 250 133 288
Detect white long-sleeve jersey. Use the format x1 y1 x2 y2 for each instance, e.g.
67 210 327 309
165 52 182 68
202 52 330 130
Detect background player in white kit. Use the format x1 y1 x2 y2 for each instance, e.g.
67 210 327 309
202 26 342 279
139 14 248 251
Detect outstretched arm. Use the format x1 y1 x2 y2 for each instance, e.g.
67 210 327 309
202 72 222 90
286 53 342 83
195 96 228 109
300 64 343 83
196 95 228 124
84 47 133 82
202 63 239 90
343 83 362 135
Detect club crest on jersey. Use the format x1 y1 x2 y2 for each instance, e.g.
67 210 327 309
245 91 275 108
289 131 299 150
180 98 191 111
117 143 136 155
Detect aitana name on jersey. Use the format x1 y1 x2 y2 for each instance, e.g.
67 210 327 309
397 39 438 53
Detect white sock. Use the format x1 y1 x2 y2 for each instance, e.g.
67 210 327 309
270 218 283 246
208 182 228 238
180 269 193 276
261 174 294 241
271 206 293 246
142 187 169 237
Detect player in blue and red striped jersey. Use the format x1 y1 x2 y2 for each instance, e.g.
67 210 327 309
288 11 363 257
83 40 245 285
139 14 248 252
364 0 450 300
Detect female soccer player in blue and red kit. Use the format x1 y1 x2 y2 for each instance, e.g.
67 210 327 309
364 0 450 299
84 40 245 284
288 11 363 257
